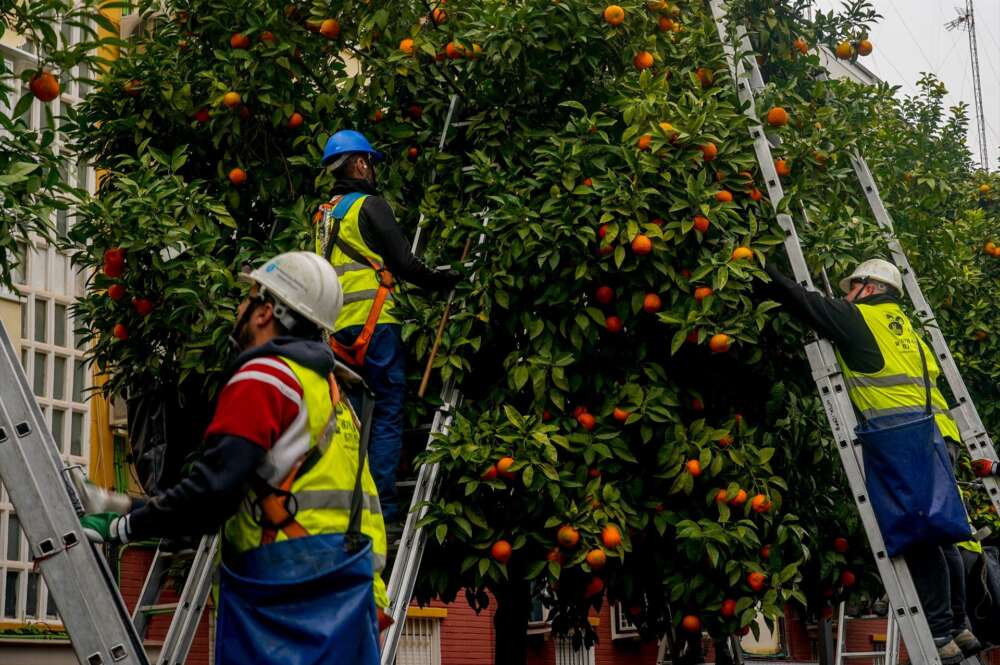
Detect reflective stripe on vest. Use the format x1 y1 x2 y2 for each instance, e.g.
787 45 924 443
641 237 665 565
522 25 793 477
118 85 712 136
223 356 389 608
314 193 398 331
836 302 960 441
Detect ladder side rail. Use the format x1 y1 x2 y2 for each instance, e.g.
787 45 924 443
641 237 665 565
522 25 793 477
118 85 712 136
411 94 461 256
709 4 941 663
381 383 461 665
847 154 1000 508
131 544 173 637
156 535 219 665
0 322 150 665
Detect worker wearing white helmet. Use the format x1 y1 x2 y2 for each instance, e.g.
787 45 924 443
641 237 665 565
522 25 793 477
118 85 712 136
765 258 981 664
82 251 387 665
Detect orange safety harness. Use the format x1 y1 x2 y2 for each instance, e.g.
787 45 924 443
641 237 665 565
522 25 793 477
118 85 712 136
314 194 396 368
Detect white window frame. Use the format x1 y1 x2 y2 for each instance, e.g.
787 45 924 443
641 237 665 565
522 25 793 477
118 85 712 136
396 615 442 665
555 637 596 665
0 17 94 628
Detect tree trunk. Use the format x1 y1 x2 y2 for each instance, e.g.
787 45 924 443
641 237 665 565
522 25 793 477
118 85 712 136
493 578 532 665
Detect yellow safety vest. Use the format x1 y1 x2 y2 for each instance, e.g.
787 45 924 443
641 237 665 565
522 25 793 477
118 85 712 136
223 356 389 609
837 302 961 442
314 193 398 332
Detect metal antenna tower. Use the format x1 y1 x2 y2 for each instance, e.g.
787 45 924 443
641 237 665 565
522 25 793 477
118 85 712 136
947 1 990 169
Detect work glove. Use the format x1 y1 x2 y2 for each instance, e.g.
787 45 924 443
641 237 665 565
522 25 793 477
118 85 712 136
79 481 133 515
80 512 131 544
972 459 998 477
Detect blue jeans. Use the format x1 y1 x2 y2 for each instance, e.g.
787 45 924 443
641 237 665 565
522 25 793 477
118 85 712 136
334 324 405 523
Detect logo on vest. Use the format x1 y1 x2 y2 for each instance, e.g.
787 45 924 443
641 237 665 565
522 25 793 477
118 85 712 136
885 312 914 351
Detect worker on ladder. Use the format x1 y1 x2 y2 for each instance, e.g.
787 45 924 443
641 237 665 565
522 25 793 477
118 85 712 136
764 258 983 665
81 252 387 665
314 129 460 532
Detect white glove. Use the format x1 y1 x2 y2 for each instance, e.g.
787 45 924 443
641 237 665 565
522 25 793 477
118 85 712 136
80 481 134 514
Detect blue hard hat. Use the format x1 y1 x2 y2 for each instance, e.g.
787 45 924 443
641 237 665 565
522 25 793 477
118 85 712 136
322 130 384 167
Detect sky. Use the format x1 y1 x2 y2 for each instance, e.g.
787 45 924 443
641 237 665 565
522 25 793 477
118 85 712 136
812 0 1000 171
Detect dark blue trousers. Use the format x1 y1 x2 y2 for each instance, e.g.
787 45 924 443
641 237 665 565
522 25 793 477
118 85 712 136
334 324 405 523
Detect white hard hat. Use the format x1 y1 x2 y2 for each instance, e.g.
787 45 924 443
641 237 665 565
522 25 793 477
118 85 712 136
838 258 903 294
240 251 343 333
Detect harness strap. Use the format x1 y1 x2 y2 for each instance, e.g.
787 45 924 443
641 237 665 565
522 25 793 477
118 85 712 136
317 194 395 367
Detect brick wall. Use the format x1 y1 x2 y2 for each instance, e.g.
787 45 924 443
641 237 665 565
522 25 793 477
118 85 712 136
118 544 212 665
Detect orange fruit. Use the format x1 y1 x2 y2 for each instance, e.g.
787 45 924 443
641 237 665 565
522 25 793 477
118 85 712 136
546 547 566 564
721 599 737 618
691 398 705 411
229 32 250 49
774 159 791 177
709 333 731 353
979 184 991 194
582 177 593 187
717 434 734 447
695 67 714 87
658 16 674 31
228 167 247 185
631 234 653 255
642 293 661 313
29 71 60 102
637 133 653 151
223 91 242 108
833 537 849 553
750 494 770 512
729 489 748 506
612 407 630 423
259 31 276 45
287 112 304 129
692 215 710 233
601 524 622 548
714 488 729 503
766 106 789 127
588 467 602 478
700 142 718 161
658 122 677 141
681 615 701 632
633 51 654 70
586 549 607 570
760 545 771 559
113 323 129 341
840 570 856 587
793 37 808 54
835 41 853 59
407 146 419 159
685 459 701 476
693 286 713 302
491 540 513 563
605 315 623 334
715 190 733 203
124 79 143 97
557 525 580 548
445 41 465 59
595 285 614 304
497 456 516 479
320 18 341 39
578 412 597 430
747 571 766 591
481 464 498 480
108 284 126 301
731 246 753 261
857 39 872 56
603 4 625 25
984 241 996 254
432 7 447 24
399 38 416 54
584 576 604 597
749 187 763 201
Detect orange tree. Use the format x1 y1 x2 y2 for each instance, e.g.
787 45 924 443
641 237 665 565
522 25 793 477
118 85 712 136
0 0 119 287
65 0 998 659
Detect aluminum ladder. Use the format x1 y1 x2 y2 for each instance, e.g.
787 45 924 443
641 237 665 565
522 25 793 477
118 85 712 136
380 93 481 664
0 320 151 665
833 601 901 665
710 1 996 663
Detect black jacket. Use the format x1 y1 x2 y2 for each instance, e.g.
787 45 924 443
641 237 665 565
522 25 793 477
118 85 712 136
328 178 460 292
126 338 338 541
763 263 892 374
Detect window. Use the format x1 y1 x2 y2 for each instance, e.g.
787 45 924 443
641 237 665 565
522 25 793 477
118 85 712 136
555 638 596 665
0 16 94 627
396 616 442 665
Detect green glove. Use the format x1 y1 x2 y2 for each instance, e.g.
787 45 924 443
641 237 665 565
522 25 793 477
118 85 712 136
80 512 129 544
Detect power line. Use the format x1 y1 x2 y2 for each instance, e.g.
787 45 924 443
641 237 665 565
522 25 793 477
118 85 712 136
887 0 940 74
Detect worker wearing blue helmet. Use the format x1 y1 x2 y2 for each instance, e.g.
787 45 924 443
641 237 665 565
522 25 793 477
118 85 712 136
314 129 460 535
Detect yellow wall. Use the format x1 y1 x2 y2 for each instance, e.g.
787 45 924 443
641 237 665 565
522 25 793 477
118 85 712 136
87 4 122 490
0 298 20 356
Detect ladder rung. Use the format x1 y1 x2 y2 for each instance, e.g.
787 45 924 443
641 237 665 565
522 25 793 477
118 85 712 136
396 480 417 489
139 603 179 615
